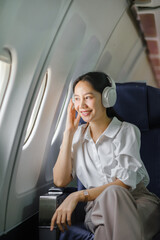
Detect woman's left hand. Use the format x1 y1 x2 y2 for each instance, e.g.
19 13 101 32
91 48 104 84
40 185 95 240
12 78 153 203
50 192 79 232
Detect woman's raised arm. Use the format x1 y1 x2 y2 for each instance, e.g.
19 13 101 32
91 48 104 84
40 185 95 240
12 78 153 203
53 99 80 187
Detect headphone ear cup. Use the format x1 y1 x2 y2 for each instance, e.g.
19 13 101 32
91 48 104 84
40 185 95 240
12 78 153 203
102 86 117 108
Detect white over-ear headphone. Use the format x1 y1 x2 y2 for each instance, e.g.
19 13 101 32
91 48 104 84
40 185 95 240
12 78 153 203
102 76 117 108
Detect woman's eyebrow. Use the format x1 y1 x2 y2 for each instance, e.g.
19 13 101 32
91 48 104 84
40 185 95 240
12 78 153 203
84 92 94 95
74 92 94 96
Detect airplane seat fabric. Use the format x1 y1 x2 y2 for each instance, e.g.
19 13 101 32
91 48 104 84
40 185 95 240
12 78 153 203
59 82 160 240
147 86 160 129
114 83 160 200
77 177 86 191
141 130 160 197
114 82 149 131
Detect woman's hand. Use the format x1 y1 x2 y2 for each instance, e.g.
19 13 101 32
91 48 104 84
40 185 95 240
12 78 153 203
65 99 81 134
50 192 79 232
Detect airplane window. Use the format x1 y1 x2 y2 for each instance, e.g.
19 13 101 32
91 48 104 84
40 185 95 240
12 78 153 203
24 72 48 144
0 50 11 108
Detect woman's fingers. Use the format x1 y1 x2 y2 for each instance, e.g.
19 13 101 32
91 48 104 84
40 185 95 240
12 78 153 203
61 212 68 231
68 98 74 112
56 210 64 232
50 191 79 232
50 209 69 232
66 98 81 132
50 212 57 231
74 113 81 128
67 211 72 226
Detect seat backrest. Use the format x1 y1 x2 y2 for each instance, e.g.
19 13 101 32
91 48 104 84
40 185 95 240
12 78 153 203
78 83 160 197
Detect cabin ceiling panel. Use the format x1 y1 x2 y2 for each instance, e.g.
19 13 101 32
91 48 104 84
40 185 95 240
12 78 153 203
96 11 144 82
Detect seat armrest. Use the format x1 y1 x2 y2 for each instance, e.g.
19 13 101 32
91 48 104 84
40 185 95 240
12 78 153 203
39 187 77 227
39 192 66 227
39 187 87 240
48 186 77 194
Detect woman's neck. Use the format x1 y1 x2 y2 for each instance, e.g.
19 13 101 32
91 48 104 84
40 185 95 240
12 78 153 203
89 116 112 143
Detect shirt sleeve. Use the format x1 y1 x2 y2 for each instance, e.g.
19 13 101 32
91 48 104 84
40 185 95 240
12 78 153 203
111 122 144 190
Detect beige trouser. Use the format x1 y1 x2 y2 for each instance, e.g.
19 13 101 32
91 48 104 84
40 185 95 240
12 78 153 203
84 184 160 240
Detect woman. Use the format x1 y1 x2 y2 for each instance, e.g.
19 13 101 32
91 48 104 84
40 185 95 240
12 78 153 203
50 72 160 240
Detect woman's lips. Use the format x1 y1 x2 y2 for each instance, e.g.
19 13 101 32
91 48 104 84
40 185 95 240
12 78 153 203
80 110 92 116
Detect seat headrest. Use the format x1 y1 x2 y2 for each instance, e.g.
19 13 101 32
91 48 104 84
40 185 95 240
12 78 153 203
80 82 160 131
114 83 149 131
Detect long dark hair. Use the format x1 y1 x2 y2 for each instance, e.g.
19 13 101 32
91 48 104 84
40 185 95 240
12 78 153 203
73 71 122 120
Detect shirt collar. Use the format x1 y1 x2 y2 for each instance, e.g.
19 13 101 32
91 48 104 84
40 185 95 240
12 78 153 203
83 117 122 142
103 117 122 138
83 124 92 141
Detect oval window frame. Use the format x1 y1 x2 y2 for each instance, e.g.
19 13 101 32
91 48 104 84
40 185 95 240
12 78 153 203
23 72 48 145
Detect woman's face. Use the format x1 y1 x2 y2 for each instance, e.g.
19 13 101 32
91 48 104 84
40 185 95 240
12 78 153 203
74 80 106 123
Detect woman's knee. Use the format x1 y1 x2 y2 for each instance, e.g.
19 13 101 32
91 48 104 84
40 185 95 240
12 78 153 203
96 185 131 203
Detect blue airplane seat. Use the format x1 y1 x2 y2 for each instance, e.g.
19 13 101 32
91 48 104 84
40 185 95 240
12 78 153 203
59 82 160 240
114 83 160 200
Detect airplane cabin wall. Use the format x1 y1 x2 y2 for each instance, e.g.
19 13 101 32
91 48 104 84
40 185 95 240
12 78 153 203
0 0 73 234
0 0 156 236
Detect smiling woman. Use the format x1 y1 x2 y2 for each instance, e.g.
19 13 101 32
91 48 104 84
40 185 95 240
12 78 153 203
51 71 160 240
